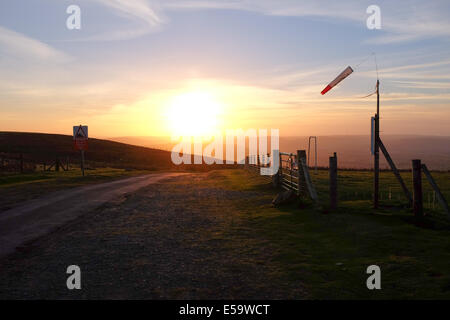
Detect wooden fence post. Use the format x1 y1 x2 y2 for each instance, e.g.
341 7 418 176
412 159 423 219
55 157 60 172
81 151 85 177
329 152 338 210
19 153 24 173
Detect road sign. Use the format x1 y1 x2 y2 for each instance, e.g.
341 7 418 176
73 125 88 151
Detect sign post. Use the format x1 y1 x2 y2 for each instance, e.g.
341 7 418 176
73 125 88 176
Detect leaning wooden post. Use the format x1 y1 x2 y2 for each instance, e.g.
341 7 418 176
329 152 338 210
271 150 281 187
412 159 423 219
298 150 319 202
422 164 449 216
378 137 412 205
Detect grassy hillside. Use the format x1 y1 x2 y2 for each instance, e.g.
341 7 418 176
0 131 173 170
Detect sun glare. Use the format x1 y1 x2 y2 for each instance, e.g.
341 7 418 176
166 91 223 137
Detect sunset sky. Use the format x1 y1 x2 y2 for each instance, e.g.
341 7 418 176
1 0 449 138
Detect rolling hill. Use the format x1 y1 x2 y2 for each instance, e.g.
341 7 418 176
0 132 174 170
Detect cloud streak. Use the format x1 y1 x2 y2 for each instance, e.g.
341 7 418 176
83 0 166 41
161 0 450 44
0 25 70 62
62 0 450 44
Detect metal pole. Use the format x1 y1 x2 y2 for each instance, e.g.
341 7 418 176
308 137 311 168
315 137 318 174
308 136 318 174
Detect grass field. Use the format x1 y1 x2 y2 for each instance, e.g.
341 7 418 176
1 167 449 299
202 168 450 299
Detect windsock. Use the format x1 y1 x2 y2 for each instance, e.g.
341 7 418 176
321 66 354 95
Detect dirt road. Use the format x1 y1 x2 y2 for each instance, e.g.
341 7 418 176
0 173 185 258
0 171 302 299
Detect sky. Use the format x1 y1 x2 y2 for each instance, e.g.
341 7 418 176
0 0 449 138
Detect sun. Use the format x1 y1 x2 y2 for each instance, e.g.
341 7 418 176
166 91 223 137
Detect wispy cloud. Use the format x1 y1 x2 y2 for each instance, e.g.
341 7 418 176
0 25 70 62
59 0 450 44
162 0 450 44
82 0 166 41
390 80 450 90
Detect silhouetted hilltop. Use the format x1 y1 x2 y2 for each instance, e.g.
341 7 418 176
0 132 173 170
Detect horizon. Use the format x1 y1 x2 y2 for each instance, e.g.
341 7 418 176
3 130 450 142
2 131 449 170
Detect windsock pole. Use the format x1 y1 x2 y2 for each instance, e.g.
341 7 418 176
320 64 381 208
374 80 380 209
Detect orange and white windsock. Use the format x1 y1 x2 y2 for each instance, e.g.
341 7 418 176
321 66 354 95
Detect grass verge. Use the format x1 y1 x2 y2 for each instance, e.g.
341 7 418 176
207 169 450 299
